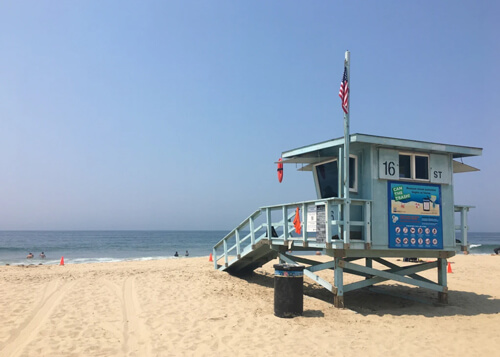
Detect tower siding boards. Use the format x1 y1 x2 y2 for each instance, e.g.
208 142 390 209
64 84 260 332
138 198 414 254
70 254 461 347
282 133 481 255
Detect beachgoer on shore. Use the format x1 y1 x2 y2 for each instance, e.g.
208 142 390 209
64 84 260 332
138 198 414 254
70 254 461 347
27 253 34 259
494 247 500 255
174 251 179 257
40 252 46 259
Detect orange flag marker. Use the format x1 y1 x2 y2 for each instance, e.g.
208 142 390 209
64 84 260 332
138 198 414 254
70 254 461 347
293 207 301 235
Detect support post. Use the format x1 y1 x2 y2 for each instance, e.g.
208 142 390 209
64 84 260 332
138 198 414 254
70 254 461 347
365 258 373 280
334 257 344 308
438 257 448 304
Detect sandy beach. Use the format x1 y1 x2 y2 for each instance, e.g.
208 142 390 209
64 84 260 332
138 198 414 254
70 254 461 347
0 254 498 357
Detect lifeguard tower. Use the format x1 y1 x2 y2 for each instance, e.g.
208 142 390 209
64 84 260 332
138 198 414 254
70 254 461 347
212 52 482 307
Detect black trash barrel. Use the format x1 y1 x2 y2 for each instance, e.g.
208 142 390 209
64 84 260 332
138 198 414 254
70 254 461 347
273 264 305 318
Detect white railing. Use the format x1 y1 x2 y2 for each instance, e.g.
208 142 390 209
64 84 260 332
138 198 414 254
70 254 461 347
213 197 372 269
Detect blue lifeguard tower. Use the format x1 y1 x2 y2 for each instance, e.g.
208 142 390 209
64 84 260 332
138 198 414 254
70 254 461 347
213 52 482 307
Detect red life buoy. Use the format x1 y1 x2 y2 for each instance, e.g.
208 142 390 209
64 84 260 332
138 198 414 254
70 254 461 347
277 158 283 183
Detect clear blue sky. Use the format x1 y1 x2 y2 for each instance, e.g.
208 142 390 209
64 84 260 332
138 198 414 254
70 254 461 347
0 1 498 231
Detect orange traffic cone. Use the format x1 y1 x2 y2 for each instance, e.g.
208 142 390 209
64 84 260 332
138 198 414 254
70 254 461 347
209 253 213 262
447 262 452 273
60 256 65 266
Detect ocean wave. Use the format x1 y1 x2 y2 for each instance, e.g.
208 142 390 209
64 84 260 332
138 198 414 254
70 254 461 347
469 244 482 249
131 256 175 262
0 255 192 266
63 255 182 264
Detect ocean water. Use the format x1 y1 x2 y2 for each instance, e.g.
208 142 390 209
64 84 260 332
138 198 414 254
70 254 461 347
458 232 500 255
0 231 227 266
1 231 499 266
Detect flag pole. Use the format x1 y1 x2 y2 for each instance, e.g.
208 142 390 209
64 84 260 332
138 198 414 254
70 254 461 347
343 50 350 244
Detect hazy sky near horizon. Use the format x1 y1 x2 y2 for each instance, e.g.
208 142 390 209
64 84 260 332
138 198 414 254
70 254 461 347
1 1 498 231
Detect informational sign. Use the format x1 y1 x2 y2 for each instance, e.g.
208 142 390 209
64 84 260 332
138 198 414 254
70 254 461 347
388 181 443 249
307 205 326 243
307 206 318 233
316 205 326 243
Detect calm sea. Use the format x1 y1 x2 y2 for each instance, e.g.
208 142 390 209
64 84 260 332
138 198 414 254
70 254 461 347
0 231 227 266
0 231 499 266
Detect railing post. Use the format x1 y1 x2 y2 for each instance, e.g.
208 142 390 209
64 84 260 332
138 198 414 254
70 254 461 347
223 239 228 267
302 202 307 245
326 200 332 244
461 207 469 250
344 199 351 246
364 201 371 248
338 147 343 198
266 207 272 241
235 228 241 259
282 205 289 241
213 247 217 270
337 199 343 242
250 215 256 248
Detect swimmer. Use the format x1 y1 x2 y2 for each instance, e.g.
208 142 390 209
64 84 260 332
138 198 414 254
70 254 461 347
494 247 500 255
185 250 189 257
174 251 179 257
40 252 46 259
27 253 34 259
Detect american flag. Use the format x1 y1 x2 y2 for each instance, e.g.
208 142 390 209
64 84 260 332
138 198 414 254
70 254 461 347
339 66 349 114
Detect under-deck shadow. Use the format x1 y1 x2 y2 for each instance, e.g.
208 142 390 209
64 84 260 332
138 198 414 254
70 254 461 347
234 270 500 317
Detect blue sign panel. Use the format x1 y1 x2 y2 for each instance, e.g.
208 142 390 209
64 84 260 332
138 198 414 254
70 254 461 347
388 181 442 249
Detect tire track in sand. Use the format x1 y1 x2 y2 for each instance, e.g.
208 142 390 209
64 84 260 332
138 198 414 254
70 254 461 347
0 279 76 357
101 277 151 357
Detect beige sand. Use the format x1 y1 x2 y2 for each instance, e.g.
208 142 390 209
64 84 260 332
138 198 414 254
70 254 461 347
0 254 498 357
